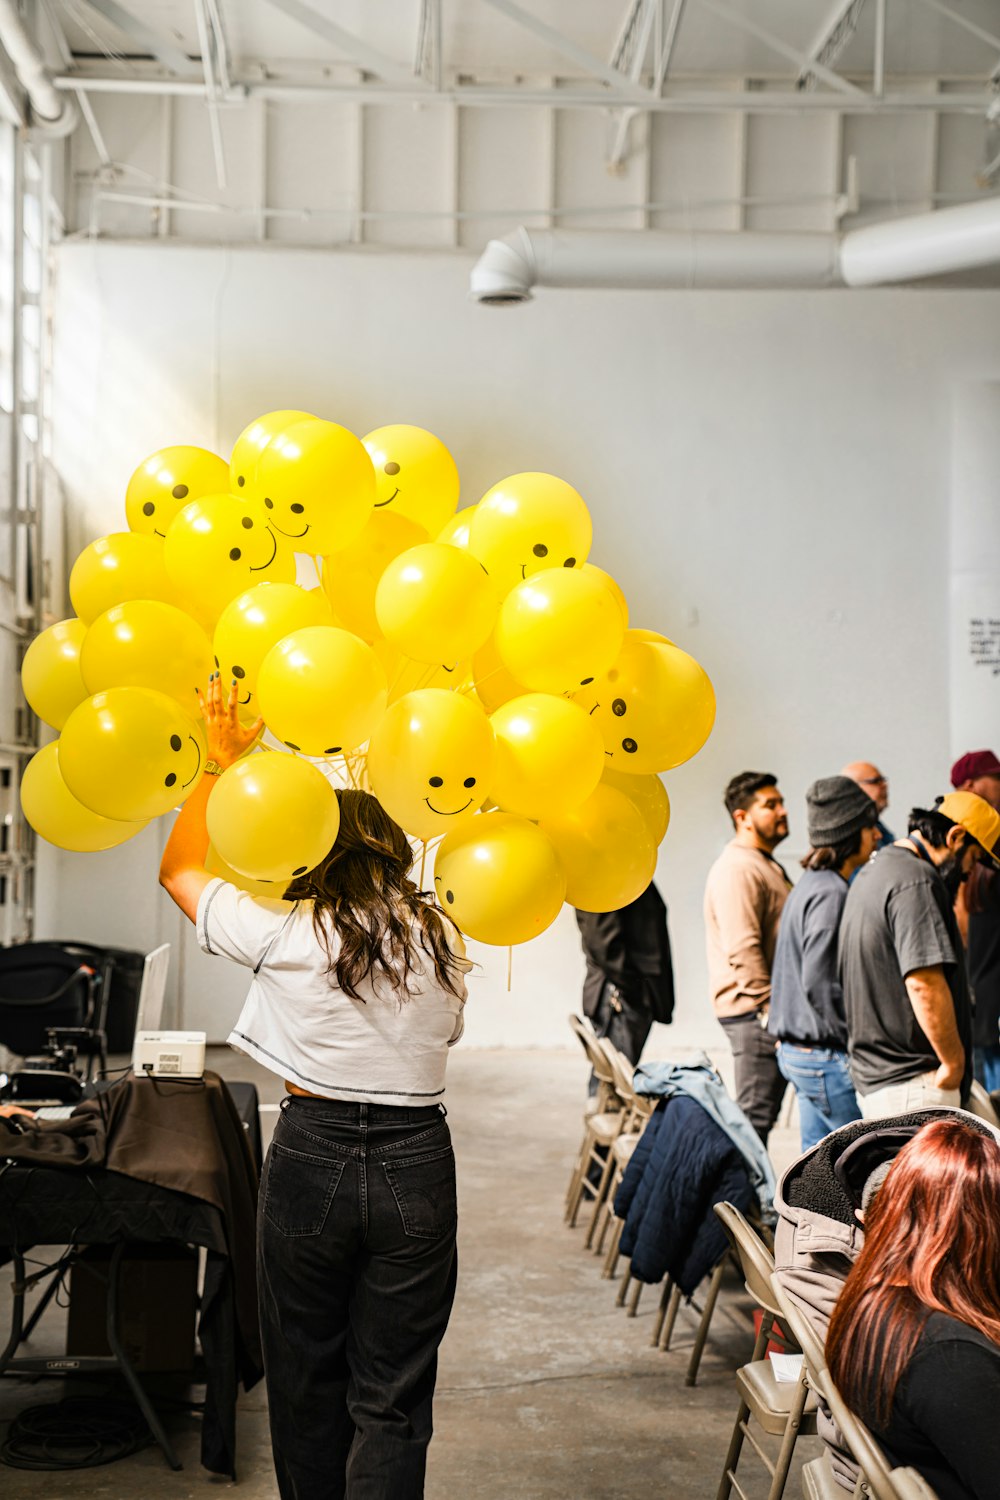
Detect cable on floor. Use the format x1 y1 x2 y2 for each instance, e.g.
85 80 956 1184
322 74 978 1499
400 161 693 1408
0 1396 153 1469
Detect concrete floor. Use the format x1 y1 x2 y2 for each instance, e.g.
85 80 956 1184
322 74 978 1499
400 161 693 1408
0 1047 819 1498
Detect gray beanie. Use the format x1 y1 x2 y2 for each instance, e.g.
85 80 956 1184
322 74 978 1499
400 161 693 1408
806 775 878 848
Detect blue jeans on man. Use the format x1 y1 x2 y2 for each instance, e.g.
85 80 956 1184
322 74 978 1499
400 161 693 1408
776 1042 861 1152
974 1044 1000 1095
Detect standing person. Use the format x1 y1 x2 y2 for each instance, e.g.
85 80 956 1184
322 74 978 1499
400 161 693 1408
768 777 878 1150
840 792 1000 1119
159 676 470 1500
826 1117 1000 1500
952 751 1000 1091
841 760 894 850
704 771 792 1143
575 881 674 1071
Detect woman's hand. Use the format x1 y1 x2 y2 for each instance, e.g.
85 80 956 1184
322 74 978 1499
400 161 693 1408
198 673 265 770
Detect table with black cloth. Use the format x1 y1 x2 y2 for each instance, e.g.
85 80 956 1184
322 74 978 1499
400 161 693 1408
0 1071 263 1476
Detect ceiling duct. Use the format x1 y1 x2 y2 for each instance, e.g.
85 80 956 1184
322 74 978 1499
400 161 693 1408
0 0 78 136
470 198 1000 304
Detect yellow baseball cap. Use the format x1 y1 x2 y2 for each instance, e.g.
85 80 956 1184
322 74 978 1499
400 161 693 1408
938 791 1000 867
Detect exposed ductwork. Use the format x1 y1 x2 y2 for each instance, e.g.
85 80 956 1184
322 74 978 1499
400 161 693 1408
0 0 78 137
470 197 1000 304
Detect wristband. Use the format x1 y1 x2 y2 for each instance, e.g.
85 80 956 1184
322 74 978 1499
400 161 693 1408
204 760 225 777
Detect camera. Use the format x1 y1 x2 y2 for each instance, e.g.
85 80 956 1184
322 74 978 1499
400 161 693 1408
0 1027 98 1107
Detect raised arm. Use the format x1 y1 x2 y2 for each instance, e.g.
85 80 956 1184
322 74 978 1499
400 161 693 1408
159 674 264 924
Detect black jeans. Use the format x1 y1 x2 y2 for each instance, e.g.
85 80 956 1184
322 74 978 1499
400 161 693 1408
258 1096 458 1500
723 1012 787 1143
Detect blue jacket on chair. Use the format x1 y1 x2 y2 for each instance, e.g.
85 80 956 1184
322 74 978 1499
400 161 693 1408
614 1093 755 1295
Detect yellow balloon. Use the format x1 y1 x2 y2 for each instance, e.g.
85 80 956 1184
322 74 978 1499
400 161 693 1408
540 784 656 914
366 689 494 842
70 532 177 625
433 812 565 946
213 581 332 714
20 618 89 730
322 510 428 643
59 687 208 821
575 631 715 773
257 626 388 757
125 446 230 537
372 641 473 704
375 543 498 665
471 629 529 714
436 505 477 550
206 844 289 899
468 473 592 596
252 418 376 555
602 767 670 845
164 493 296 626
361 425 460 536
489 694 604 820
229 409 314 494
495 566 626 694
580 563 629 628
206 752 341 883
20 742 148 852
80 600 214 714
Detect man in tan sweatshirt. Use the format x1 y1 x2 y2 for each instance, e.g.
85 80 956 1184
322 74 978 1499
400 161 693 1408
704 770 792 1142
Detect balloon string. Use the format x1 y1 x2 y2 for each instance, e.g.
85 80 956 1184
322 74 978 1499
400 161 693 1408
506 945 512 993
340 754 358 789
419 840 427 887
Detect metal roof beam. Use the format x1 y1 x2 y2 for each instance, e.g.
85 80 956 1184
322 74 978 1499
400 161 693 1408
51 73 991 114
479 0 652 100
697 0 867 96
797 0 868 89
263 0 430 89
78 0 197 77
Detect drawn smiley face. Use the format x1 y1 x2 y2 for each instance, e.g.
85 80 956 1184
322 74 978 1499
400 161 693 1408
163 492 296 625
365 688 494 843
424 771 480 818
575 632 716 774
468 473 593 597
362 425 460 537
125 446 230 538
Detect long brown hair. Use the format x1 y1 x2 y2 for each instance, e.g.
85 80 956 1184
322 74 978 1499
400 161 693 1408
284 789 467 1002
826 1118 1000 1427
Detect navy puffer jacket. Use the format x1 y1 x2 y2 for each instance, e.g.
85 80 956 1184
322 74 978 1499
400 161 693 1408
615 1093 754 1295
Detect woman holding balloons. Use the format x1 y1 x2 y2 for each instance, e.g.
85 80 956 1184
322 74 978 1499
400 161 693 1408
159 674 470 1500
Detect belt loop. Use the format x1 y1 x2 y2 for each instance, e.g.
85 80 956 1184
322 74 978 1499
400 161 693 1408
438 1104 448 1119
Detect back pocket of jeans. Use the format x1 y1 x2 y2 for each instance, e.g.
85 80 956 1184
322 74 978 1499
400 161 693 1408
383 1147 457 1240
262 1143 346 1237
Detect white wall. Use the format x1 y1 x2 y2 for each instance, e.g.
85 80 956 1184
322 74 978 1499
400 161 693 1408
35 239 1000 1048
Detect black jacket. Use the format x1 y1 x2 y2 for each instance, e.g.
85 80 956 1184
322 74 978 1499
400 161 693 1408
576 882 674 1025
615 1093 753 1294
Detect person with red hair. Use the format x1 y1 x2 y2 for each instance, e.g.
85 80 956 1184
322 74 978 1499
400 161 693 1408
826 1117 1000 1499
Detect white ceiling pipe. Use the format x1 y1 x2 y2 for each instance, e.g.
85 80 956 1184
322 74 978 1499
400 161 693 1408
470 197 1000 303
0 0 78 135
839 197 1000 285
469 226 841 303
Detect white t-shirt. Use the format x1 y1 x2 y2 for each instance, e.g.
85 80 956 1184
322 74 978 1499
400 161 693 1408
196 878 468 1106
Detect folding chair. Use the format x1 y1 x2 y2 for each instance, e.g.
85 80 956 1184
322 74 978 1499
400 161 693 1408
564 1019 623 1226
582 1040 651 1250
714 1201 818 1500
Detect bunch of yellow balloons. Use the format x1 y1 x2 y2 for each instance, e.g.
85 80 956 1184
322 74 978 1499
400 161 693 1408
19 410 716 946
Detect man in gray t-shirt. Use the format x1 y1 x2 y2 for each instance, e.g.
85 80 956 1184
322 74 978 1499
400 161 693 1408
839 792 1000 1118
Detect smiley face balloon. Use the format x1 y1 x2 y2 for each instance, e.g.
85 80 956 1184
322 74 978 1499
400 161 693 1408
468 473 592 597
164 492 295 626
432 811 566 946
125 446 230 538
229 409 314 495
58 686 208 822
574 630 716 774
213 581 333 713
361 425 460 537
252 418 376 556
366 688 495 842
